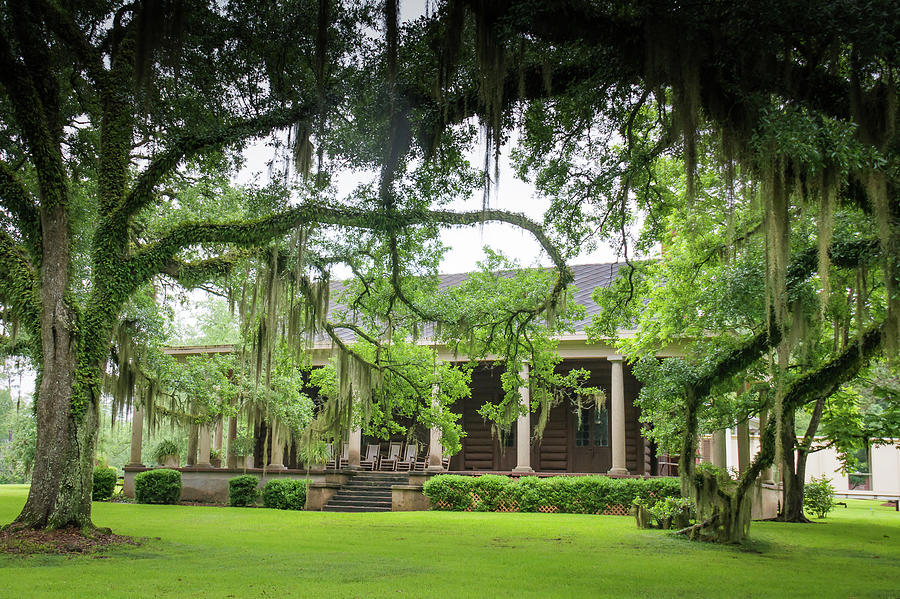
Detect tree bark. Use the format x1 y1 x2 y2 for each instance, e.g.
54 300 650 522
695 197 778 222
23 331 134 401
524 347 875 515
13 203 99 530
779 409 811 522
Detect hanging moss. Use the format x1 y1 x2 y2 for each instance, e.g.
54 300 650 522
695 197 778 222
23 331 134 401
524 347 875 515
816 168 838 312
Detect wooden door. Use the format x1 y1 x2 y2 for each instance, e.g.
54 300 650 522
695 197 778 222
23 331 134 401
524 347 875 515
494 427 517 470
569 404 611 473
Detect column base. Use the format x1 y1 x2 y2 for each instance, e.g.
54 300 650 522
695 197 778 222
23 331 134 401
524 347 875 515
196 462 213 469
607 467 629 476
425 465 445 473
267 464 287 470
512 466 534 473
125 462 144 468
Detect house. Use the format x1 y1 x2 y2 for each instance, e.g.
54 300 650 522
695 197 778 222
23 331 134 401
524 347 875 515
124 263 679 491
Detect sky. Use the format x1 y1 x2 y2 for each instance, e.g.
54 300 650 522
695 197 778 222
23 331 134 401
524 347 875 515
236 133 622 278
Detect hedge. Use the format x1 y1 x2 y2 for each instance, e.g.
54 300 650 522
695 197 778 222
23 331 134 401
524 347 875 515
422 475 681 513
229 475 260 507
134 469 182 504
92 466 117 501
262 479 308 510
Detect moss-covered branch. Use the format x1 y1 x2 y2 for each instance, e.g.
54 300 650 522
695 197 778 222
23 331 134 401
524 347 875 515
129 205 569 296
35 0 109 89
0 162 41 259
455 0 863 124
0 228 41 336
0 29 67 211
115 105 314 222
159 252 250 290
783 322 885 414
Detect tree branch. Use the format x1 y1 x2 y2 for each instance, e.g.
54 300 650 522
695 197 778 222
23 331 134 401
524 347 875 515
34 0 109 89
128 205 570 299
115 105 314 222
0 29 67 210
158 252 250 289
783 322 886 414
0 228 40 335
0 162 41 258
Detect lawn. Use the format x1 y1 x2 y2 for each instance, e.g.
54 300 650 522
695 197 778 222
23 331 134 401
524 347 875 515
0 485 897 598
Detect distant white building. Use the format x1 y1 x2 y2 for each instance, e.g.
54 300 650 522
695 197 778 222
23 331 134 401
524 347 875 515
712 429 900 500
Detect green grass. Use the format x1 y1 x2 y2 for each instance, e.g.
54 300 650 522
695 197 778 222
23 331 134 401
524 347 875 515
0 485 897 598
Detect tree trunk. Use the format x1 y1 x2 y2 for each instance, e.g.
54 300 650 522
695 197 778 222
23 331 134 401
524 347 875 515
13 202 99 530
778 409 810 522
15 363 99 530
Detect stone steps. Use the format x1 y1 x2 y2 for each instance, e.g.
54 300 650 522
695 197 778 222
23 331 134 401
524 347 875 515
322 471 409 512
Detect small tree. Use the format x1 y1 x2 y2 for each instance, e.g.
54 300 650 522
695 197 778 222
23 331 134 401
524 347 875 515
804 476 836 519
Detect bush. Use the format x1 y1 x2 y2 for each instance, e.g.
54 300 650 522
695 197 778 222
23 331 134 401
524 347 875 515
92 466 117 501
422 475 477 511
134 469 182 504
262 479 308 510
804 475 836 518
229 475 260 507
423 474 682 514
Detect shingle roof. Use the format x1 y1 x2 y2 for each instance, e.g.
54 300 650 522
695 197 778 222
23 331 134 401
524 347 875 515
324 262 621 344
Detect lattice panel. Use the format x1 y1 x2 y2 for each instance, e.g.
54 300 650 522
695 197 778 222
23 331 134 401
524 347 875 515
602 504 629 516
432 498 629 516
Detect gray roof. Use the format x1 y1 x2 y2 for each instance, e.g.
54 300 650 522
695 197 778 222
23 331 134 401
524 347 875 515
324 262 622 344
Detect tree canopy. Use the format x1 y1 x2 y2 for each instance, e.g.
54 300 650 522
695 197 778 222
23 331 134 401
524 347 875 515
0 0 897 539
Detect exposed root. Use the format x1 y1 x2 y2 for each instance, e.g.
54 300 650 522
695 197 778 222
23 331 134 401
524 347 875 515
675 514 719 539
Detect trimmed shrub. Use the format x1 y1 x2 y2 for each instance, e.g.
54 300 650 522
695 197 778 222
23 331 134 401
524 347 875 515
423 474 682 514
262 479 308 510
229 475 260 507
134 468 182 504
804 475 836 518
92 466 117 501
471 474 513 511
422 475 476 511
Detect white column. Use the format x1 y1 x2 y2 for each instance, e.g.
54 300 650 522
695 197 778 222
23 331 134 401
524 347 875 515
512 365 533 473
427 381 444 471
725 427 735 469
197 424 212 468
607 355 629 476
186 422 199 467
127 408 144 466
268 420 286 469
226 416 238 469
737 421 750 474
711 429 727 468
214 418 224 451
348 427 362 469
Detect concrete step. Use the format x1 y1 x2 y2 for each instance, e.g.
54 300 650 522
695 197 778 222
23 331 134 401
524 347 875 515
327 499 392 508
322 505 391 512
321 472 408 512
343 482 397 489
330 487 391 496
332 494 392 501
